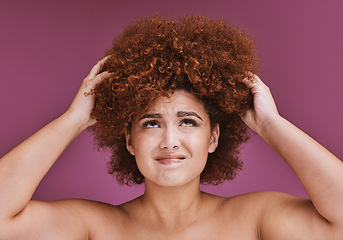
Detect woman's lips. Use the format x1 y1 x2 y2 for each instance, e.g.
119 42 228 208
154 154 186 165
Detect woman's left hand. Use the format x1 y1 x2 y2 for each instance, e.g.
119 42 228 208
240 74 280 134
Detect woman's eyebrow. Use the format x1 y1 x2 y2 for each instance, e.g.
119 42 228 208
138 111 203 121
139 113 162 121
177 111 203 121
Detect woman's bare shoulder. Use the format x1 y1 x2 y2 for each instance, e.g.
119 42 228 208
216 191 308 225
219 192 336 239
220 191 309 214
1 198 128 239
34 198 132 238
63 197 132 221
222 190 304 205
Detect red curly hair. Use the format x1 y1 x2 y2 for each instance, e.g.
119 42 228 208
90 14 259 185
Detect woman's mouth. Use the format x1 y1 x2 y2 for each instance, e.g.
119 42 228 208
154 154 186 165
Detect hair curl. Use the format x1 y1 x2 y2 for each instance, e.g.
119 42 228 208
90 14 259 185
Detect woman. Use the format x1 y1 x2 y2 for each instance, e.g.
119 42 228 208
0 15 342 239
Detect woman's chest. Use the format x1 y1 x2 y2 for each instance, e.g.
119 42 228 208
90 214 259 240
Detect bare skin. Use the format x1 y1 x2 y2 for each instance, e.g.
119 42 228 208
0 58 342 239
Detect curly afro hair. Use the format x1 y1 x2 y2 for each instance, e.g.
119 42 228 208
90 14 259 185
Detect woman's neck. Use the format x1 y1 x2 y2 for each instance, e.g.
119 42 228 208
140 178 205 230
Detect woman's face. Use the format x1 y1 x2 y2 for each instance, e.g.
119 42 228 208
126 90 219 187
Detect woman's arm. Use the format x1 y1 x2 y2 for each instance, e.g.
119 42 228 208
0 58 112 238
241 75 343 239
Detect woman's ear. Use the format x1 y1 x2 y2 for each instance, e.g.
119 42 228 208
208 124 220 153
125 131 135 155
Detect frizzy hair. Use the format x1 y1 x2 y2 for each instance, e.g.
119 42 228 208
89 14 259 185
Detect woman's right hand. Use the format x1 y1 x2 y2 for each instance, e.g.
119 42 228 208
65 56 112 130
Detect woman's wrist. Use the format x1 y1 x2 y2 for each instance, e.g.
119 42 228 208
61 110 93 135
255 114 284 138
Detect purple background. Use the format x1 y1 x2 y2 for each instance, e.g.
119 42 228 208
1 0 342 205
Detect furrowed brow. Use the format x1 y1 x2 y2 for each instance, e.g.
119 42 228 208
177 111 203 121
138 113 162 121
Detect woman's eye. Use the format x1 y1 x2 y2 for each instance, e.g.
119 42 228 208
180 119 197 127
142 120 160 128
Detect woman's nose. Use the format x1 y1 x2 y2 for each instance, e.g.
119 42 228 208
159 127 180 151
